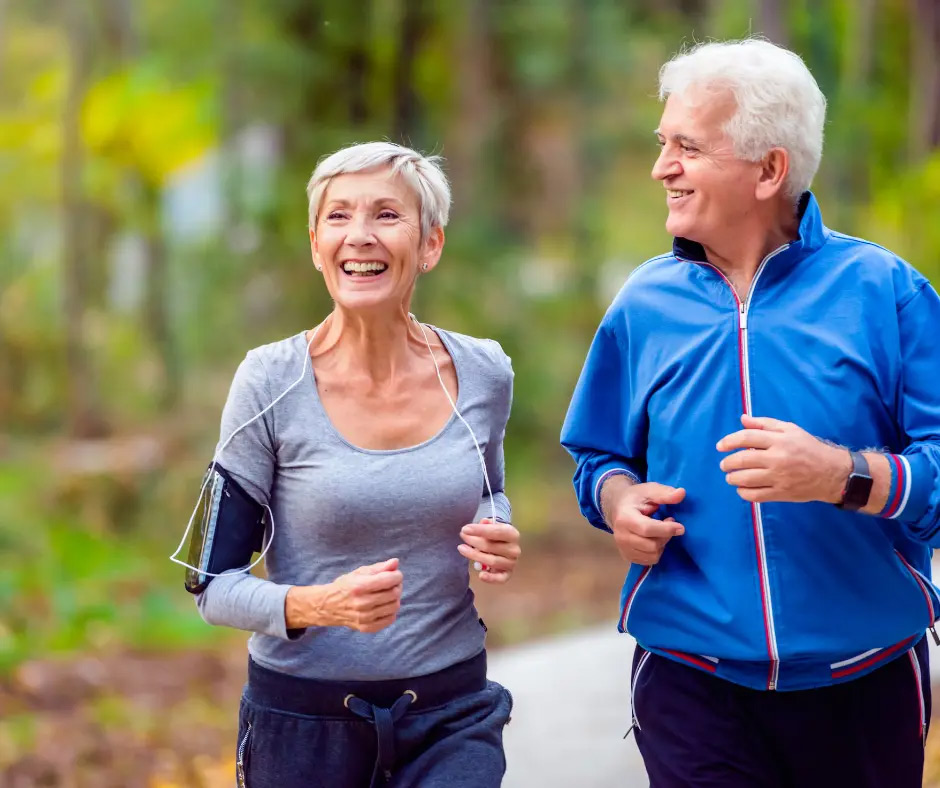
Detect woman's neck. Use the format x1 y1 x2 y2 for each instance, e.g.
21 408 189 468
311 306 427 385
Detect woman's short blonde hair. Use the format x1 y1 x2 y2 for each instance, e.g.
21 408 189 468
306 142 451 237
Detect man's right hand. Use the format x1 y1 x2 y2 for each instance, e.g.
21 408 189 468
600 476 686 565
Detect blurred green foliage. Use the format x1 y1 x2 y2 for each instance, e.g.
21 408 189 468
0 0 938 673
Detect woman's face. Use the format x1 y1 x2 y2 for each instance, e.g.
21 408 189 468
311 166 443 313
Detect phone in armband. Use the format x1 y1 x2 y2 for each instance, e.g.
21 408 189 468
184 463 268 594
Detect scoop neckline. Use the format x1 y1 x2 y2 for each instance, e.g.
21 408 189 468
297 325 463 455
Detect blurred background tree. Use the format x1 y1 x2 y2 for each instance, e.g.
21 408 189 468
1 0 938 783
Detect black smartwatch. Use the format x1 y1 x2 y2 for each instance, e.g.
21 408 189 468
836 450 873 511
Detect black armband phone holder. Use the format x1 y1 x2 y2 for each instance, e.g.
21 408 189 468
184 463 267 594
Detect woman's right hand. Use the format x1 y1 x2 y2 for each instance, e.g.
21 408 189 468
285 558 403 632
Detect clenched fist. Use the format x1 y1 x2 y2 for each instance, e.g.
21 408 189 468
600 475 686 566
285 558 403 633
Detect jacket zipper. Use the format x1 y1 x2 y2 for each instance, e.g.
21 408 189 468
896 552 940 645
699 244 788 690
620 566 652 632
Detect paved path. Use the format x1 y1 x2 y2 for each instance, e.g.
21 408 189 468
489 620 940 788
489 625 647 788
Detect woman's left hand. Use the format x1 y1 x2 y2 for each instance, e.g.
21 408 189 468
457 518 521 584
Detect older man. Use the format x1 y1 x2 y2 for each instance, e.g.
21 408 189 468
562 39 940 787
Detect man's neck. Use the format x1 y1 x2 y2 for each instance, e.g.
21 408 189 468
701 202 800 301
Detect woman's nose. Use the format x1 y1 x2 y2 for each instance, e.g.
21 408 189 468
345 213 376 246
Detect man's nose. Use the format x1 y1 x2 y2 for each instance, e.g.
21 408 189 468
651 148 680 181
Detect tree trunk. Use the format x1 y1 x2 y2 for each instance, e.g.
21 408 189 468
0 0 7 84
757 0 788 47
62 1 104 438
101 0 138 57
280 2 325 165
834 0 876 204
448 0 496 212
142 183 179 410
910 0 940 160
346 0 372 127
393 0 425 144
570 0 596 295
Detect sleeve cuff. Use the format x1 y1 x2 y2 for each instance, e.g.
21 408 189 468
592 466 641 514
475 493 512 524
588 464 642 532
884 453 931 525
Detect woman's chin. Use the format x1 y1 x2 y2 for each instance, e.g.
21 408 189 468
331 288 401 313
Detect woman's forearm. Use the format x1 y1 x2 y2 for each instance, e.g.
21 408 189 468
196 570 300 639
284 584 333 629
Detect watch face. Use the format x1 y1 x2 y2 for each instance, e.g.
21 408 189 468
844 472 874 510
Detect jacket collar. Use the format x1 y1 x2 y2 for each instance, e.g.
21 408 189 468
672 191 830 265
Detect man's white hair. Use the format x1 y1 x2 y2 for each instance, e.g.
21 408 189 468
658 39 827 200
306 142 451 236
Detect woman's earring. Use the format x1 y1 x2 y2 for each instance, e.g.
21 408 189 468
315 265 322 271
421 263 428 271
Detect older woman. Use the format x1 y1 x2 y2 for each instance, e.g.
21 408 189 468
189 142 519 787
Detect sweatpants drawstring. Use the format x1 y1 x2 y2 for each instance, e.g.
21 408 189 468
346 690 417 785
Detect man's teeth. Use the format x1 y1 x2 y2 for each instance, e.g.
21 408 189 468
342 261 388 275
667 189 692 199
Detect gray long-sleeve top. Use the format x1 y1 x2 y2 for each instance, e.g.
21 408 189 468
195 327 513 680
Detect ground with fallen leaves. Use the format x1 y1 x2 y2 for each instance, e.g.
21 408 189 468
0 533 628 787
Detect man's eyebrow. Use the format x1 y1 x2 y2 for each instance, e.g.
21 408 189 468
653 130 702 147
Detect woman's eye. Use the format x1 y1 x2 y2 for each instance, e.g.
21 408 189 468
681 145 697 154
326 211 347 220
378 210 399 220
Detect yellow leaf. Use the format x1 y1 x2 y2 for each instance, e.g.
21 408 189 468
81 66 216 186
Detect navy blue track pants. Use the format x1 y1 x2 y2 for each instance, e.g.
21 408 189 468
235 651 512 788
631 637 930 787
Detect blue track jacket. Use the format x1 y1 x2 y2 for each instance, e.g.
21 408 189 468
561 193 940 690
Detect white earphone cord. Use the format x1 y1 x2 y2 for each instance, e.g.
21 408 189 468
169 316 498 577
169 327 319 576
412 317 498 528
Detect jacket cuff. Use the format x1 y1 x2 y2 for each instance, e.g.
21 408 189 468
590 463 642 532
885 453 931 526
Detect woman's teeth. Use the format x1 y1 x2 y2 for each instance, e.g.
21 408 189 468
667 189 692 199
342 261 388 277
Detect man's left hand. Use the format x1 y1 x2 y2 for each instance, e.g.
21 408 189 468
717 414 851 504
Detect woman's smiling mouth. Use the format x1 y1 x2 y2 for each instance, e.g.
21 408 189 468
341 261 389 278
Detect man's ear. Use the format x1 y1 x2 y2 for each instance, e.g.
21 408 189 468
419 226 446 273
756 147 789 201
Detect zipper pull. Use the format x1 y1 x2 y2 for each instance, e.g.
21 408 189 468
739 303 748 332
929 626 939 646
623 722 636 740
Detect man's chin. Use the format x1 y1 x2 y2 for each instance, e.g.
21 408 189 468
666 214 709 245
664 214 690 239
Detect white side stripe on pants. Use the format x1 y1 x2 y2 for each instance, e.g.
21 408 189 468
629 650 653 734
907 649 926 745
